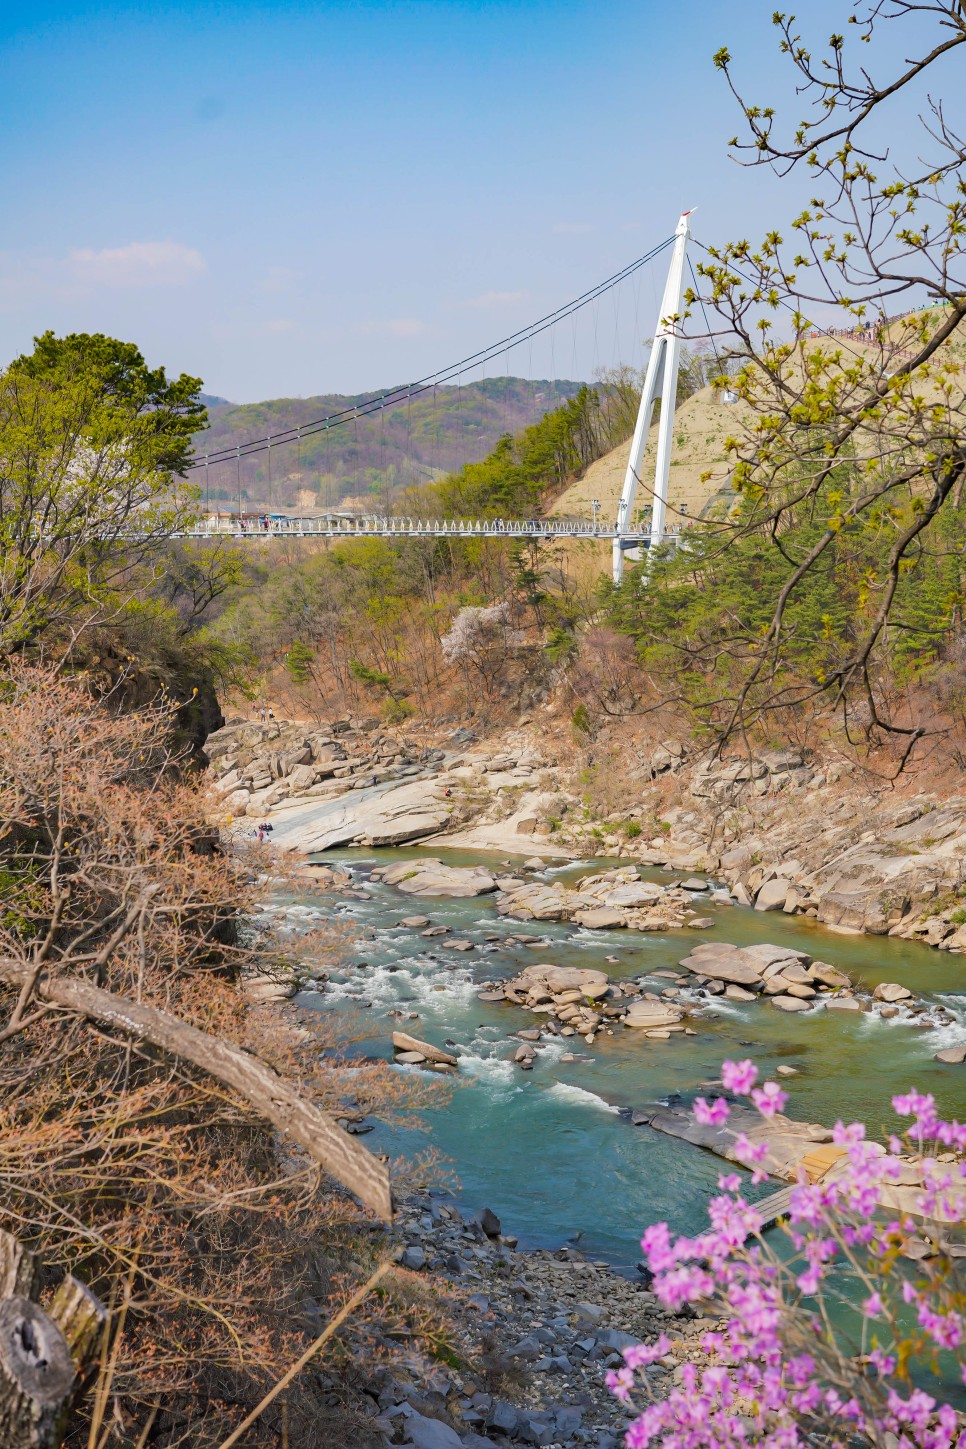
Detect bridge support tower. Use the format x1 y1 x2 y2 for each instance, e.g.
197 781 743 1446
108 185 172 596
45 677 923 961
612 210 693 585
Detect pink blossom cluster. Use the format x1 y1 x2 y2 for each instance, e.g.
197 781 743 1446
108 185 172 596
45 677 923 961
608 1060 966 1449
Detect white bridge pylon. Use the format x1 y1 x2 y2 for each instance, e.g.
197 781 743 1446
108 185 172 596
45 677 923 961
612 209 694 584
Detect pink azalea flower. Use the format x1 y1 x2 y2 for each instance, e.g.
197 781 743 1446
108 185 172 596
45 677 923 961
604 1365 634 1402
751 1081 788 1117
611 1061 963 1449
623 1334 670 1369
721 1058 758 1094
693 1095 730 1126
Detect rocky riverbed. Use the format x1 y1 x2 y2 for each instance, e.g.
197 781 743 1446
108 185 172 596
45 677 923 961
252 854 963 1062
206 712 966 955
352 1189 703 1449
211 714 966 1447
335 861 960 1056
238 844 966 1447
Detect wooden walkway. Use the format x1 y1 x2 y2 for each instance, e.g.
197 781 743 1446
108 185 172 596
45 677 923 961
755 1185 795 1231
749 1146 847 1231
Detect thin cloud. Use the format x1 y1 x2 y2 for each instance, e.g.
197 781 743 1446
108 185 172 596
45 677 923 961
69 240 206 288
356 317 428 338
461 289 527 309
552 222 593 235
259 266 300 294
265 318 297 334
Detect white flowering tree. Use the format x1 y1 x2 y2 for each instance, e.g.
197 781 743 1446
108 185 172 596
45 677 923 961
440 601 513 702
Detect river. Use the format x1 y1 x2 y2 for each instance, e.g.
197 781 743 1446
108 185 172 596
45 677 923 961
260 846 966 1271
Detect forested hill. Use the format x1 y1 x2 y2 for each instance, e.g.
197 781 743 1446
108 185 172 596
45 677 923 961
193 377 585 512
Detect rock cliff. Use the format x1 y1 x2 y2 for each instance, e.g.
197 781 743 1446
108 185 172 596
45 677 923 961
203 714 966 952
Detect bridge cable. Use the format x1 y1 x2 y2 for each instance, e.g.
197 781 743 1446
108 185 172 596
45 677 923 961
188 235 675 470
688 256 725 378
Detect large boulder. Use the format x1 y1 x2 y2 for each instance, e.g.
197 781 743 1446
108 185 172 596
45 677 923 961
376 860 497 898
873 981 913 1003
771 994 812 1012
287 763 319 791
222 788 251 814
599 882 665 908
679 946 763 987
574 907 626 929
519 964 610 998
742 944 809 970
755 878 791 912
807 960 852 989
391 1031 458 1066
497 883 573 920
623 1002 685 1030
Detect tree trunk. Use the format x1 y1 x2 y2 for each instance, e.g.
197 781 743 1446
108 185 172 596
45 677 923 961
0 958 393 1222
0 1231 106 1449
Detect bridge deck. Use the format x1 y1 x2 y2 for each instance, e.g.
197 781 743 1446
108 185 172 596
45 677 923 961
182 515 681 543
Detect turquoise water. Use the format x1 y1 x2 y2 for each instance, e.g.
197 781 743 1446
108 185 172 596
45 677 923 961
268 847 966 1269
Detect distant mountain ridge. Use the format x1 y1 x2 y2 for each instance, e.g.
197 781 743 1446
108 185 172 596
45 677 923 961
192 377 586 512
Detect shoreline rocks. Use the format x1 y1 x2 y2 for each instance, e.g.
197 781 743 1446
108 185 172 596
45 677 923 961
370 1188 704 1449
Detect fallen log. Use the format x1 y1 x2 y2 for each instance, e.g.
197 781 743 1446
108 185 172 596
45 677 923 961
0 958 392 1223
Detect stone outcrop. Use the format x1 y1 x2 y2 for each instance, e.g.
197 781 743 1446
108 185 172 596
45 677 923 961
270 780 459 852
640 1099 964 1224
640 1099 837 1182
204 717 445 819
371 861 498 898
685 754 966 945
204 708 966 953
495 867 709 931
475 963 690 1045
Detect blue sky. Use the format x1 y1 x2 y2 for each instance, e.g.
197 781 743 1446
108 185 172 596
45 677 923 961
0 1 944 400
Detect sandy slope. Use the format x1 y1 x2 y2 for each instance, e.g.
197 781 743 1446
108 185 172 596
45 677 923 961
550 381 749 528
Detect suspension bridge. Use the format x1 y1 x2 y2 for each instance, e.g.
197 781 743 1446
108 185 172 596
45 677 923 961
184 512 684 546
188 211 700 582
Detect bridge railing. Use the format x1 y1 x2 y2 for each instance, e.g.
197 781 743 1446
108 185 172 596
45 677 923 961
181 513 684 543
